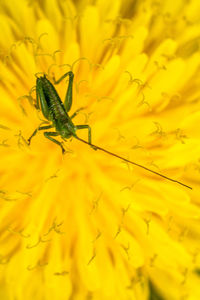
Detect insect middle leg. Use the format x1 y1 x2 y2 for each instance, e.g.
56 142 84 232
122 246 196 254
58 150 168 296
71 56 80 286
44 132 65 154
76 124 93 145
27 125 53 145
76 125 97 150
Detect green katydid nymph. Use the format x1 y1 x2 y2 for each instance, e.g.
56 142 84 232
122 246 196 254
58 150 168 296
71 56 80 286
27 71 192 190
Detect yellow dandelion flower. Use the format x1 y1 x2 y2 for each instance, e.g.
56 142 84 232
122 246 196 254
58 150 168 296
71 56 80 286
0 0 200 299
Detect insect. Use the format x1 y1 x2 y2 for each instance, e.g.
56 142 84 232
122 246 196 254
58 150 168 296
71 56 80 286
27 71 192 190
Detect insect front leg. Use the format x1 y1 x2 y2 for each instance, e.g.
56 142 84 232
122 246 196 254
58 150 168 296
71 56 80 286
44 132 66 154
27 125 53 145
52 71 74 112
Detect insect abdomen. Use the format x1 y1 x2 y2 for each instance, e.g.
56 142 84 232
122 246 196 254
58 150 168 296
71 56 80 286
38 76 67 121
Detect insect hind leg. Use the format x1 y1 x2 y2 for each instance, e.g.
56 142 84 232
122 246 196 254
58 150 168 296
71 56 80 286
76 124 91 142
27 125 53 145
44 132 65 154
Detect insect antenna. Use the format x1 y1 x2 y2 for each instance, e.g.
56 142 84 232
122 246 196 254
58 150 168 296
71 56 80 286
75 136 192 190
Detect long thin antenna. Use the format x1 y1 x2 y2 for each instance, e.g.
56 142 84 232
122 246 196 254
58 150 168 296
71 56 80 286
76 136 192 190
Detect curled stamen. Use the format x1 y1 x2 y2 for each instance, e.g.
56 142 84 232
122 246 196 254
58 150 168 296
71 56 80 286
122 204 131 217
17 95 36 114
63 14 82 26
114 226 122 239
103 35 134 49
27 260 48 271
38 33 48 49
0 124 11 130
150 254 158 267
181 268 188 285
150 122 166 137
75 79 89 93
7 227 30 238
114 128 125 141
71 57 92 72
45 169 60 182
154 60 167 70
87 250 96 265
48 63 57 77
131 136 143 150
85 93 113 103
35 52 52 59
35 72 46 78
59 63 72 71
43 218 65 235
89 192 102 215
0 139 10 147
0 190 18 202
92 230 102 243
16 190 32 197
143 218 151 235
178 227 188 242
54 271 69 276
174 128 187 144
26 236 51 249
97 96 113 102
105 16 132 26
14 130 28 148
121 243 130 260
120 184 134 192
29 85 36 96
26 238 41 249
137 92 151 110
52 50 62 61
91 63 104 70
124 71 143 87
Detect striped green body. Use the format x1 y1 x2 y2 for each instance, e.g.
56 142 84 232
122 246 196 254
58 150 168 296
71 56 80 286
36 75 76 139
